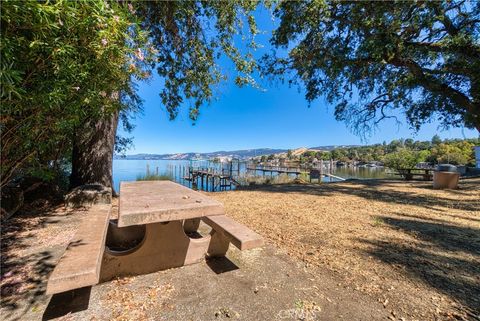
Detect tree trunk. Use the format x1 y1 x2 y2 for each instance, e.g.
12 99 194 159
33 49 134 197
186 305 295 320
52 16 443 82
70 111 119 193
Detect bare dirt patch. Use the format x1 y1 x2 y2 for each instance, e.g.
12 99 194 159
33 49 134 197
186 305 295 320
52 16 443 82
210 178 480 321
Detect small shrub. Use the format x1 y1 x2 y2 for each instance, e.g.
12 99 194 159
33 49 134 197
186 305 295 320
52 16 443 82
136 173 171 181
246 174 296 186
372 216 384 227
383 149 420 169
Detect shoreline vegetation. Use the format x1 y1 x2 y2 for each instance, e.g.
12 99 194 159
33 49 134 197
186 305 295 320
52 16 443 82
125 136 480 190
250 136 479 169
135 165 170 182
136 173 171 182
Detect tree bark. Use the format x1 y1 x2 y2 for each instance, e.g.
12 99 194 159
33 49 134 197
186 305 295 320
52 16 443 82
70 111 119 193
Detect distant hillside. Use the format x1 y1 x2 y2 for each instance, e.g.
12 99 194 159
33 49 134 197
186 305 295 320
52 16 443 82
114 148 288 160
114 145 361 160
114 145 364 160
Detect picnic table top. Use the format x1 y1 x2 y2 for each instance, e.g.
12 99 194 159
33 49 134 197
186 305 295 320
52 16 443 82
118 181 224 227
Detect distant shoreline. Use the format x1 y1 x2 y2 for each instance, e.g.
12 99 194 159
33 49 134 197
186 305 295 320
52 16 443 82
113 145 358 161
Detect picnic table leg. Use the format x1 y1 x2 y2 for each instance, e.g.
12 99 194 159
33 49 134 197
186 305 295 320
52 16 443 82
100 220 211 281
207 230 230 257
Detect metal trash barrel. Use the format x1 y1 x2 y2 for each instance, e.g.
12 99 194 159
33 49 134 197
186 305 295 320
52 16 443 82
433 164 459 189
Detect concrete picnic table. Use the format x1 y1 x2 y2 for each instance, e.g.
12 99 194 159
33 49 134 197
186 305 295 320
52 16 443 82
395 168 433 181
101 181 262 280
47 181 263 294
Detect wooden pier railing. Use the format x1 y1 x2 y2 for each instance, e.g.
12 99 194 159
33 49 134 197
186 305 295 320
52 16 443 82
163 161 346 192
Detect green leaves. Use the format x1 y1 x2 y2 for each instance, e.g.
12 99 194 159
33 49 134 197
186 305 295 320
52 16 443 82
383 148 424 170
267 0 480 135
1 0 151 187
0 61 24 100
1 0 262 187
138 1 260 122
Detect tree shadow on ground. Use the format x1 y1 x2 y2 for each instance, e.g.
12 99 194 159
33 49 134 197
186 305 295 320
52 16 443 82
239 179 480 212
0 251 55 319
0 206 75 321
42 287 91 320
359 216 480 315
393 210 480 225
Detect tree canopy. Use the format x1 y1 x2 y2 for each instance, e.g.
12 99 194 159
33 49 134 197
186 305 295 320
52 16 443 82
137 1 259 121
278 137 478 167
1 0 260 188
1 0 152 187
265 0 480 134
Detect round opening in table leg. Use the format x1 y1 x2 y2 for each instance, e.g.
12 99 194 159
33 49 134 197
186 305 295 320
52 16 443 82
104 220 146 256
183 218 212 239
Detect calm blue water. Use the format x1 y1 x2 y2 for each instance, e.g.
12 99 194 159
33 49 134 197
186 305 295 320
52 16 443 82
113 159 191 192
113 159 247 192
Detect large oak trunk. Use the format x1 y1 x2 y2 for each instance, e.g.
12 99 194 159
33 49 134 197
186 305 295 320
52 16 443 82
70 111 119 193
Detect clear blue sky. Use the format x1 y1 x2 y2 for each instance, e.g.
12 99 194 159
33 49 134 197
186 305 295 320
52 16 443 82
118 8 478 155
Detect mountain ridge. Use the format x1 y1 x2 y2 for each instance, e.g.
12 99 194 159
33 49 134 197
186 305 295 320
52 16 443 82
114 145 359 160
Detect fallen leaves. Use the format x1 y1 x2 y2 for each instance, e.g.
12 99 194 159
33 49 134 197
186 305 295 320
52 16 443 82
101 278 176 321
211 179 480 321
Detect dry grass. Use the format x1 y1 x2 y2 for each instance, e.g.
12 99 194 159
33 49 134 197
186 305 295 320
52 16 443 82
210 178 480 321
1 178 478 321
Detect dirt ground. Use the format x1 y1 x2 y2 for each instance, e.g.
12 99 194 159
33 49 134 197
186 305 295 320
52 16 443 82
210 178 480 321
1 178 479 320
1 206 389 321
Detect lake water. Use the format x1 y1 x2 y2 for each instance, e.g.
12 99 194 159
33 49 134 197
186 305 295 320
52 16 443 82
113 159 394 193
113 159 190 192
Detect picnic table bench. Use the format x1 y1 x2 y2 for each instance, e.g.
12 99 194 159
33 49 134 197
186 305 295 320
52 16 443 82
394 168 433 181
47 181 263 295
46 204 111 294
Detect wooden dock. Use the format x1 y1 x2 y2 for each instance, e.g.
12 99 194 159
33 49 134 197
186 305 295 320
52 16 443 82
163 160 346 192
188 168 238 192
247 165 304 176
247 165 346 182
